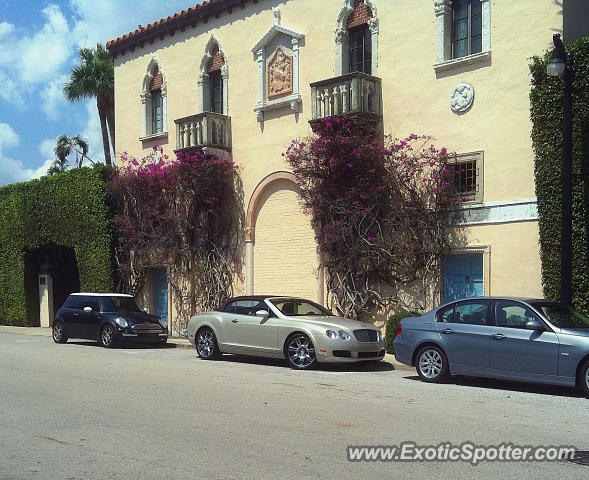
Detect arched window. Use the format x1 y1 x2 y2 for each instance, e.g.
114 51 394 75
198 37 228 114
335 0 378 76
150 66 164 133
140 59 167 139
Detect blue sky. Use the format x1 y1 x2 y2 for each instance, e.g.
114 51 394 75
0 0 195 185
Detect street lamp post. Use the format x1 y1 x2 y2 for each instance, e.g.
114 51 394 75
547 33 574 306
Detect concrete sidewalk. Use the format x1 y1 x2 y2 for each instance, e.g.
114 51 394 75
0 325 410 369
0 325 193 349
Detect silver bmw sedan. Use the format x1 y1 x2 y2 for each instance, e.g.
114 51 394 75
393 297 589 397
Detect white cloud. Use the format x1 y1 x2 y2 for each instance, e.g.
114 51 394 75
0 22 14 37
17 4 72 84
0 123 53 185
0 123 19 150
80 100 106 165
0 71 24 107
39 137 57 162
0 5 73 110
40 74 69 120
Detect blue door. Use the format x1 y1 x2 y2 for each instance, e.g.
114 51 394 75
443 253 483 303
152 267 168 323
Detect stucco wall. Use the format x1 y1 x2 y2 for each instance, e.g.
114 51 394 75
253 179 319 300
112 0 561 308
465 220 543 298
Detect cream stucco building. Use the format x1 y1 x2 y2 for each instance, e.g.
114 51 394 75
107 0 579 332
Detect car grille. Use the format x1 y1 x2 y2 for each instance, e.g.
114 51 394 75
333 350 352 358
132 323 162 333
358 350 385 359
353 329 378 343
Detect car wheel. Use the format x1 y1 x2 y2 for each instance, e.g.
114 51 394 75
579 359 589 398
196 327 220 359
52 321 68 344
285 334 317 370
416 345 449 383
100 325 116 348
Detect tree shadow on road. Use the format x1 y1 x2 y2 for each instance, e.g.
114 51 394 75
402 374 585 398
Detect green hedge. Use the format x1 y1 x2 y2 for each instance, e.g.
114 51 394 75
385 310 416 354
530 37 589 314
0 165 115 326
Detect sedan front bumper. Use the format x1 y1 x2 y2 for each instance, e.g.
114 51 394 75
315 337 386 363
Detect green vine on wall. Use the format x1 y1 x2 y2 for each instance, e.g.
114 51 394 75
0 165 115 326
530 36 589 313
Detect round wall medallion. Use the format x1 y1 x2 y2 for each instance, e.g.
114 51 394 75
450 82 475 112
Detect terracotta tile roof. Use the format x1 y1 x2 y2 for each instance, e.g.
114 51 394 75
106 0 261 55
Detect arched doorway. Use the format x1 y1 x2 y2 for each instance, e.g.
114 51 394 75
245 172 323 303
25 244 81 326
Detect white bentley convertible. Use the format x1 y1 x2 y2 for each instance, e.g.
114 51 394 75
187 296 386 369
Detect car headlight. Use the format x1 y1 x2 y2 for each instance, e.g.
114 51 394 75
326 330 338 339
160 320 168 328
114 317 128 328
377 330 383 341
338 330 350 340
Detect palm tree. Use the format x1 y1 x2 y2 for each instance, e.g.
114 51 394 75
47 135 93 175
64 44 114 166
54 135 92 168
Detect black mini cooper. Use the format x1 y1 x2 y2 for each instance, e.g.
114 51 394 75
53 293 168 348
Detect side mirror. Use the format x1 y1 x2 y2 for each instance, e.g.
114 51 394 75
525 318 545 331
83 306 93 313
255 310 270 320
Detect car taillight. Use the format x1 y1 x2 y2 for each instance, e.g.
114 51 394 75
396 324 402 337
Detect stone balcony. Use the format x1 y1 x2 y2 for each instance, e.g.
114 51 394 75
309 72 382 131
174 112 232 155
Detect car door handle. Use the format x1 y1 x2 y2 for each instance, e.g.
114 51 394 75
491 333 506 340
441 328 454 334
73 313 79 317
231 319 238 323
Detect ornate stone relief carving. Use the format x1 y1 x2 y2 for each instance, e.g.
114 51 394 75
267 46 293 99
251 11 304 122
450 82 474 112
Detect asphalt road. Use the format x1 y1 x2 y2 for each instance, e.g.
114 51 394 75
0 331 587 480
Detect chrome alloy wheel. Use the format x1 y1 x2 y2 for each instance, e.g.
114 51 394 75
287 335 316 368
586 367 589 390
418 349 443 379
53 323 64 342
197 330 215 358
101 325 114 347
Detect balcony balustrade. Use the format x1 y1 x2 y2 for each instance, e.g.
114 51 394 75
174 112 231 153
309 72 382 129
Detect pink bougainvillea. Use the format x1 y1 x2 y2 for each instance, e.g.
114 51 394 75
284 117 461 318
111 146 243 333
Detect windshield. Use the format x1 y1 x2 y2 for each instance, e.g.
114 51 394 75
102 296 143 313
270 298 334 317
531 302 589 329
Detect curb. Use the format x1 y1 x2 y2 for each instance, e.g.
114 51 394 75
170 339 193 350
0 325 193 347
0 326 52 336
0 326 412 369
